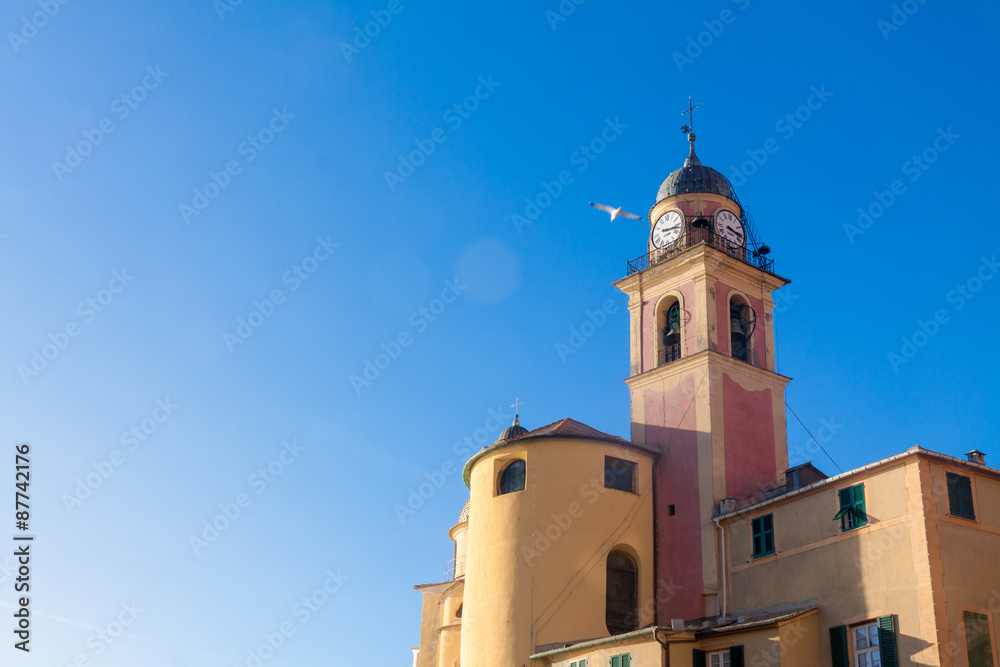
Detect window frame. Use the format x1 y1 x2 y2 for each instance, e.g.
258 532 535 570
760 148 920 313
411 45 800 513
831 616 898 667
605 550 639 636
851 621 881 667
610 653 631 667
751 513 775 558
960 606 998 667
709 649 732 667
945 471 977 521
834 483 867 532
604 456 637 494
728 294 753 363
497 458 526 496
569 659 588 667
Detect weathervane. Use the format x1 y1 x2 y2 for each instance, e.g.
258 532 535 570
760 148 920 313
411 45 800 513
681 96 699 135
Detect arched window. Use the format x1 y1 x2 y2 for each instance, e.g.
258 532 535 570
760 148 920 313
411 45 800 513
455 603 462 619
498 459 526 495
606 550 638 635
729 295 754 363
658 297 682 365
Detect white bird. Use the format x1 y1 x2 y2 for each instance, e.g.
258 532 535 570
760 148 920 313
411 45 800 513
589 201 643 222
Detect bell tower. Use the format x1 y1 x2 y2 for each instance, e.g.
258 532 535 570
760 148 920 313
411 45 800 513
613 128 791 623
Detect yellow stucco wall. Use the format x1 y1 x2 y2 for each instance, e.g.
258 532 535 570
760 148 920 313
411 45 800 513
924 461 1000 666
724 459 940 665
533 634 662 667
415 581 463 667
461 437 656 667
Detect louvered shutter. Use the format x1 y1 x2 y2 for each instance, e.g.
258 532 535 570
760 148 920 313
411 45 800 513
830 625 849 667
878 615 898 667
730 644 745 667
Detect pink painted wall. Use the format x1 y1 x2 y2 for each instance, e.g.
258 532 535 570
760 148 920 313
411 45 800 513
642 377 705 622
714 281 767 367
722 374 777 501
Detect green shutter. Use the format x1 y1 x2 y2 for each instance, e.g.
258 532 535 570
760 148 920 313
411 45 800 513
830 625 849 667
852 484 867 526
947 473 976 520
730 645 745 667
878 615 898 667
693 649 707 667
611 657 620 667
947 472 963 515
622 654 630 667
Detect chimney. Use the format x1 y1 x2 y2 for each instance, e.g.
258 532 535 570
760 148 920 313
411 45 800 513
966 450 986 466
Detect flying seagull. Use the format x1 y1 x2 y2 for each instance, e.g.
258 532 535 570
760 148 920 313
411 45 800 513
589 202 643 222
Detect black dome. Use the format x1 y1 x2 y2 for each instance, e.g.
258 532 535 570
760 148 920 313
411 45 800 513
657 137 733 201
499 422 529 441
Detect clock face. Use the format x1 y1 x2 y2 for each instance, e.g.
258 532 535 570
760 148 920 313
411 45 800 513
651 210 684 249
715 210 746 248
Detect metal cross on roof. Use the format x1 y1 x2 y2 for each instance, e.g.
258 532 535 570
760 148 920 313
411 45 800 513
681 96 700 135
511 397 524 415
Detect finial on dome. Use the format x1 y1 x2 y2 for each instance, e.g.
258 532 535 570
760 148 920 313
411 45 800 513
498 397 529 442
685 132 701 167
680 97 702 167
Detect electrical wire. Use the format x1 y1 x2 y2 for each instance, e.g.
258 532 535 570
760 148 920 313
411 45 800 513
785 401 843 473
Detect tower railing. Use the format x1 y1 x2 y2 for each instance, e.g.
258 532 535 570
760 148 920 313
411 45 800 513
626 228 775 275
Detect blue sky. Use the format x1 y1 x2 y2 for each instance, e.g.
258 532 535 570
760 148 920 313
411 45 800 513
0 0 997 664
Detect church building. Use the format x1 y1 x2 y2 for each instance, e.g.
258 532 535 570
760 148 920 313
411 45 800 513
410 129 1000 667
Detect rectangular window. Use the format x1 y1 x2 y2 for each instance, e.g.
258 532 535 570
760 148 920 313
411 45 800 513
569 660 588 667
751 514 775 558
947 472 976 520
605 456 637 493
833 483 867 531
710 650 731 667
831 617 898 667
610 654 630 667
852 621 880 666
963 611 995 667
695 647 743 667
